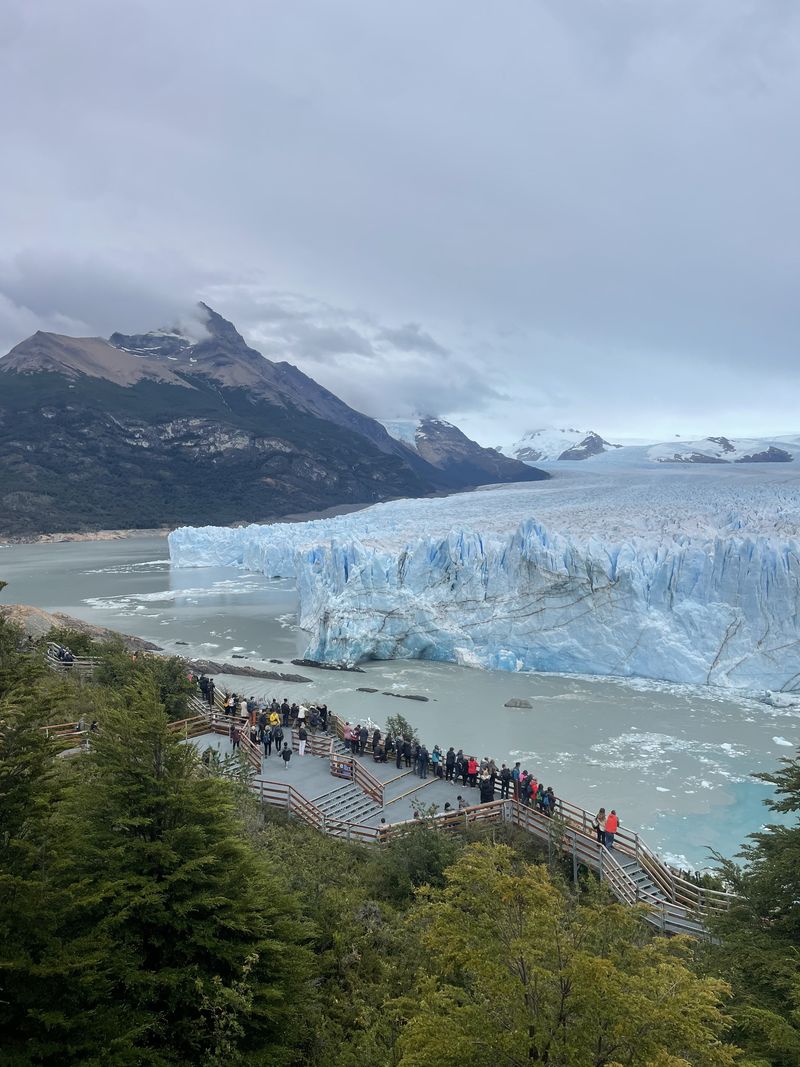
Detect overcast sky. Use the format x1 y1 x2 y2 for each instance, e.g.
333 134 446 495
1 0 799 444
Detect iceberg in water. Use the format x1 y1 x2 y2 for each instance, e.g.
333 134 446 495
169 469 800 691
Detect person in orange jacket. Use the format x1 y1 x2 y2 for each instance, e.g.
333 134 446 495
604 809 619 850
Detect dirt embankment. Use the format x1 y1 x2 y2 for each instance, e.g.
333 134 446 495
0 603 162 651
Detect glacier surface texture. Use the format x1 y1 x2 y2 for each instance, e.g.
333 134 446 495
169 467 800 691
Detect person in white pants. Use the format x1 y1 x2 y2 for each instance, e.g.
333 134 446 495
298 725 308 755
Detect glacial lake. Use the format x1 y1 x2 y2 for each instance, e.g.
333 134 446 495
1 534 795 871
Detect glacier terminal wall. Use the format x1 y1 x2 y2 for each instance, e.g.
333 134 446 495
168 471 800 691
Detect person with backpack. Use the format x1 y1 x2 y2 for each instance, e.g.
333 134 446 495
512 762 521 799
281 742 292 769
431 744 442 778
445 746 456 781
499 763 511 799
263 726 273 758
273 724 284 754
359 724 368 754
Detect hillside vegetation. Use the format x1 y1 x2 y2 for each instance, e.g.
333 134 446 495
0 609 798 1064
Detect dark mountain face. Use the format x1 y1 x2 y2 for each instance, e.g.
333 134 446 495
412 418 548 488
0 305 547 537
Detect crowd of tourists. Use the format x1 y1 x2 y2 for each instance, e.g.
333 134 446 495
341 722 563 815
197 677 621 846
199 677 330 771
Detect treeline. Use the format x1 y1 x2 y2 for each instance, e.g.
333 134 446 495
0 613 798 1065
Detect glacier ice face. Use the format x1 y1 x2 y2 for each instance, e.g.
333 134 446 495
168 467 800 691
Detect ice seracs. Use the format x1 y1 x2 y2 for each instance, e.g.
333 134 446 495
169 466 800 692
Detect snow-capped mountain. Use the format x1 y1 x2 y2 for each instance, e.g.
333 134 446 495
500 428 621 462
644 435 799 464
499 428 800 466
0 306 547 537
380 416 547 488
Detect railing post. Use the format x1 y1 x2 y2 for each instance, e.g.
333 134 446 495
599 846 604 882
287 788 292 816
635 833 640 866
572 833 578 884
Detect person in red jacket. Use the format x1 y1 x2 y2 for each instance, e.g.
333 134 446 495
604 809 619 850
467 756 478 787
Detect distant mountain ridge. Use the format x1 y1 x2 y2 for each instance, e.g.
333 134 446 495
500 427 621 462
0 304 546 537
381 416 541 487
498 427 800 466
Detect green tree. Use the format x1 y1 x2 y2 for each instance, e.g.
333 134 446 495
95 647 194 720
707 748 800 1066
385 712 418 743
3 684 312 1065
397 843 738 1067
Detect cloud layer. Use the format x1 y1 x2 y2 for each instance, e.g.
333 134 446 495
1 1 799 442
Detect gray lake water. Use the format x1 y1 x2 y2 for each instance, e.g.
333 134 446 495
1 534 795 870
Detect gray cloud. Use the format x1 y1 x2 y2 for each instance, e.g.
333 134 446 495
0 0 799 442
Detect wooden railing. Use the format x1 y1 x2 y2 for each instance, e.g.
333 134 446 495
45 643 100 677
251 778 380 843
40 699 730 934
328 751 384 806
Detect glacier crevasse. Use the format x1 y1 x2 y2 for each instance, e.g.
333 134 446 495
169 506 800 691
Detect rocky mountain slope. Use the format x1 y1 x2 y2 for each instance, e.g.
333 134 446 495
0 305 546 537
381 416 546 488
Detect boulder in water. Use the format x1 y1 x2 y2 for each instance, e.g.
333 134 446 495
504 697 532 709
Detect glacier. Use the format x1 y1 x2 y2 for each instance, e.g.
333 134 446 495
168 467 800 692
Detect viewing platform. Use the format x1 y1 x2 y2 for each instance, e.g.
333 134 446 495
173 701 736 938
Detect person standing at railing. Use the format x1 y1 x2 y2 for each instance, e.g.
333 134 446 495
499 763 511 799
419 745 429 779
263 726 273 758
605 809 619 850
403 737 412 768
593 808 606 845
512 762 521 799
445 746 455 781
298 725 308 755
431 744 442 778
395 737 403 769
358 724 368 754
467 756 478 787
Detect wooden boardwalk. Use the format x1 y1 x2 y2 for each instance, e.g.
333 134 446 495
172 705 734 937
45 674 735 938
